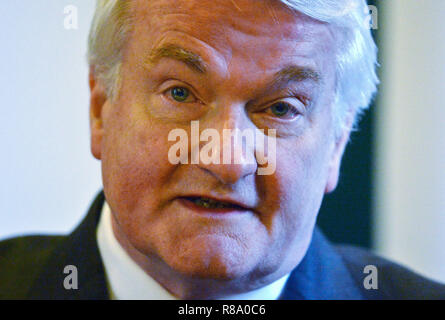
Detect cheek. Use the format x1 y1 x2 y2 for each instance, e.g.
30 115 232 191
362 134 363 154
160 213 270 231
101 103 175 223
252 137 331 274
261 133 333 237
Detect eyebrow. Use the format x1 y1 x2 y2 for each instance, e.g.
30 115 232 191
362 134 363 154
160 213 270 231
269 65 322 90
145 44 321 88
145 44 207 74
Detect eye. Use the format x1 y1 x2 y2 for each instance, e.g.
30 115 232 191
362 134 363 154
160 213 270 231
266 102 300 120
169 86 196 103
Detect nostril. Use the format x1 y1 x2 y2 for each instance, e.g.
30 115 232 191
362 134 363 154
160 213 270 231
197 162 257 185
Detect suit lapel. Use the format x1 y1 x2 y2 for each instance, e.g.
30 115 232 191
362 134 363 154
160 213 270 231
279 228 365 300
27 191 108 299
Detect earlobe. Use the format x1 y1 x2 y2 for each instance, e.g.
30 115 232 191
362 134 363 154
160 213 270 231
89 67 108 160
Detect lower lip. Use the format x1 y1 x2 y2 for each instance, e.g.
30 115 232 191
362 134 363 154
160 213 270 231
177 198 250 215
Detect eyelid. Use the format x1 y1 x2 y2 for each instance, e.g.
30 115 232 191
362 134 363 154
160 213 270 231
160 81 200 103
266 102 301 119
255 86 309 108
253 92 309 123
263 95 306 112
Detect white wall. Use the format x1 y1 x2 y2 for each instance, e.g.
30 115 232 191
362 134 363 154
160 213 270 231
375 0 445 283
0 1 101 239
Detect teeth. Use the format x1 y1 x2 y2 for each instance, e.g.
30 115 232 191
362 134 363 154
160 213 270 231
192 197 233 209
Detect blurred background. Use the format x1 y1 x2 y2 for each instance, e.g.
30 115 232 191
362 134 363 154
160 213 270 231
0 1 444 283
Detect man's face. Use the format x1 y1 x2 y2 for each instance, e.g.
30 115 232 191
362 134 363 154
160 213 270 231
91 0 348 287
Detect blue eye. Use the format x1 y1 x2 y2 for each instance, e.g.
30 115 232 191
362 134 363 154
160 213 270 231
270 102 290 117
170 87 190 102
269 102 300 119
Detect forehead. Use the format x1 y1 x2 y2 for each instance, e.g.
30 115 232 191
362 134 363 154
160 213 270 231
128 0 336 82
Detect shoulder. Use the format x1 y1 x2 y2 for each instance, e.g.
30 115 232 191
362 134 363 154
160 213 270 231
335 244 445 299
0 234 65 299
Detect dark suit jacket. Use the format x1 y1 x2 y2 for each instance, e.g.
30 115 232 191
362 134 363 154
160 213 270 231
1 191 444 299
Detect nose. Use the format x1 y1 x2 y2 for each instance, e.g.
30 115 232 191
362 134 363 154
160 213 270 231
196 105 258 185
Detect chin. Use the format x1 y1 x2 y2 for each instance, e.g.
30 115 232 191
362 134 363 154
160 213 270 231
162 235 260 280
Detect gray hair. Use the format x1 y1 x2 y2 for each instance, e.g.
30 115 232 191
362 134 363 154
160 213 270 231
88 0 379 134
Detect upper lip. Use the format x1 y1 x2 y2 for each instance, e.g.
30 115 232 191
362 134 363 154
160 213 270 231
178 194 254 211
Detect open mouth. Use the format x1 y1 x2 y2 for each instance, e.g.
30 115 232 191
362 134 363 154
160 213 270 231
181 196 247 211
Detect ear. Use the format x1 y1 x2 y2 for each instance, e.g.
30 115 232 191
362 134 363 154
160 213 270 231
89 66 108 160
324 112 354 194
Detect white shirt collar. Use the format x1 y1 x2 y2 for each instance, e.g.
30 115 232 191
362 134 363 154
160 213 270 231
96 200 290 300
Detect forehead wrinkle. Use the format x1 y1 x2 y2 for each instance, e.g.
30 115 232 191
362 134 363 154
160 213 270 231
145 44 208 73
